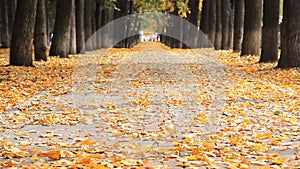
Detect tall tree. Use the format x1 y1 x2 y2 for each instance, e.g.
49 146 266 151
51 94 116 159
214 0 222 49
221 0 231 50
200 0 209 35
95 1 102 49
75 0 85 53
10 0 37 66
259 0 279 63
241 0 262 56
1 0 10 48
233 0 244 51
34 0 47 61
227 0 235 49
7 0 16 38
184 0 199 48
84 0 92 50
277 0 300 68
69 0 76 54
101 8 110 48
49 0 73 58
208 0 216 46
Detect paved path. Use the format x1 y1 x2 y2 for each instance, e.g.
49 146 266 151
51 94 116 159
1 43 299 168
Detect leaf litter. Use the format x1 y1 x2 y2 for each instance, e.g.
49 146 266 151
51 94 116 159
0 43 299 168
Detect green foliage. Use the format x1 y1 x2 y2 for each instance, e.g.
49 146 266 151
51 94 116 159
133 0 190 17
94 0 116 10
274 110 281 115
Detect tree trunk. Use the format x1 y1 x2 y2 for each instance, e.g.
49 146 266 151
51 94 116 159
233 0 244 51
69 0 76 54
75 0 85 53
259 0 279 63
208 0 216 46
228 0 235 49
185 0 199 48
200 0 210 35
34 0 47 61
241 0 262 56
113 0 127 48
221 0 231 50
215 0 222 50
10 0 37 66
1 0 10 48
7 0 16 39
101 8 109 48
91 1 97 50
277 0 300 68
84 0 92 50
49 0 72 58
95 2 102 49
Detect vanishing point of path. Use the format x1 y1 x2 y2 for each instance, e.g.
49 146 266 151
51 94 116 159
1 42 299 168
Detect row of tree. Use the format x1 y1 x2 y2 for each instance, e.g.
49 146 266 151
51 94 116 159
1 0 300 68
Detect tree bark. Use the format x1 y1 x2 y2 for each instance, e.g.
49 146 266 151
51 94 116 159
10 0 37 66
49 0 72 58
84 0 92 50
221 0 231 50
101 8 109 48
233 0 244 51
260 0 279 63
228 0 235 49
34 0 47 61
91 1 97 50
241 0 262 56
185 0 199 48
215 0 222 50
75 0 85 53
69 0 76 54
95 1 102 49
1 0 10 48
208 0 216 46
277 0 300 68
200 0 210 35
7 0 16 39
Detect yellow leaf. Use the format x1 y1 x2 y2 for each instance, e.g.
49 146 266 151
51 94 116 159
230 135 239 146
88 153 102 159
30 155 38 161
187 155 197 161
271 158 285 165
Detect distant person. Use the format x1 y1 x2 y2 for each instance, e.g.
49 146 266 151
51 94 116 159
48 32 53 46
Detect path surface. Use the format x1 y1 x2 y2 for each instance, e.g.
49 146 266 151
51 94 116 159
1 43 299 168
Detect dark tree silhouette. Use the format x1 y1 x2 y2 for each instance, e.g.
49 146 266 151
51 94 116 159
69 0 76 55
200 0 210 35
10 0 37 66
75 0 85 53
84 0 93 50
49 0 73 58
260 0 279 63
278 0 300 68
221 0 231 50
208 0 216 46
233 0 244 51
34 0 47 61
1 0 10 48
241 0 262 56
215 0 222 50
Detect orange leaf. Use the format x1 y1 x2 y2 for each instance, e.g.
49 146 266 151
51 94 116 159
46 150 61 160
88 153 102 159
81 139 95 145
